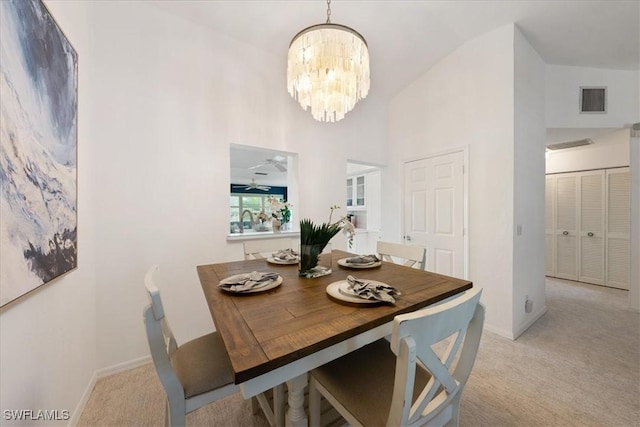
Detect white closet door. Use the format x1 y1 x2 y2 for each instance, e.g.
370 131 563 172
578 171 605 285
606 168 630 289
545 176 556 276
555 173 578 280
403 151 464 278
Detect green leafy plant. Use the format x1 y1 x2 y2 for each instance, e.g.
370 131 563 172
299 206 355 274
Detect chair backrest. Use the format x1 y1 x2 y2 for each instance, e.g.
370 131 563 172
387 288 484 426
377 240 425 269
243 238 295 260
143 266 184 400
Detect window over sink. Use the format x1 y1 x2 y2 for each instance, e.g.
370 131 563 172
229 144 297 235
229 190 286 233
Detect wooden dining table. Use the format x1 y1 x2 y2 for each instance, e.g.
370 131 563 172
197 249 472 426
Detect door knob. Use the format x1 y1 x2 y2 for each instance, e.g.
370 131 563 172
562 231 569 236
587 232 594 237
406 235 412 241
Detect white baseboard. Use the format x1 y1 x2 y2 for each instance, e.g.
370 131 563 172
68 355 152 427
483 323 515 340
513 305 547 339
95 355 151 380
68 371 97 427
482 305 548 341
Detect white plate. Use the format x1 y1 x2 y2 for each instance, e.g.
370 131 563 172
267 257 299 265
220 276 283 294
326 280 383 304
337 257 382 269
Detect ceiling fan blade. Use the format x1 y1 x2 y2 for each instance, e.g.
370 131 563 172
248 162 267 170
273 162 287 172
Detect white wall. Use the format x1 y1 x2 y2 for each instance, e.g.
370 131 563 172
1 0 388 422
388 24 518 337
545 73 637 312
546 128 630 173
0 3 97 426
512 27 547 337
546 65 639 129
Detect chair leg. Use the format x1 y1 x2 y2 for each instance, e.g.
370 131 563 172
251 396 260 415
444 395 462 427
254 386 285 427
255 393 275 426
308 377 321 427
167 398 186 427
273 384 285 427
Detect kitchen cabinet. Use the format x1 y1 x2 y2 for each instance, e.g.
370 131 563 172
351 230 380 255
346 175 366 208
352 230 369 254
346 169 381 254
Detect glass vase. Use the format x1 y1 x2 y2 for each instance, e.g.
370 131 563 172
299 243 332 278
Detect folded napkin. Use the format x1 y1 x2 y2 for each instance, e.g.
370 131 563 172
218 271 279 292
346 254 380 265
273 248 298 261
346 275 401 303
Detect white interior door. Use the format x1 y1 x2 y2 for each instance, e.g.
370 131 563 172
555 173 579 281
578 171 605 285
606 168 630 289
403 151 465 278
547 168 630 290
545 176 556 276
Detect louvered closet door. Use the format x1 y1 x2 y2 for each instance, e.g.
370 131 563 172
555 174 578 280
578 171 605 285
606 168 630 289
545 176 556 276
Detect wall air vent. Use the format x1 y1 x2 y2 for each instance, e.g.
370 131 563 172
546 138 594 151
580 86 606 113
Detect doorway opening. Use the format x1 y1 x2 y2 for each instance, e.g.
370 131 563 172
346 161 381 255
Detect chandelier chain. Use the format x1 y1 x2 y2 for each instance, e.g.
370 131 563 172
326 0 331 23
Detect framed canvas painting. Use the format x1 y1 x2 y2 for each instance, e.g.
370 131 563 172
0 0 78 307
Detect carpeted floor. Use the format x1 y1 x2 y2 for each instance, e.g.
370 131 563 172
460 278 639 426
78 278 640 426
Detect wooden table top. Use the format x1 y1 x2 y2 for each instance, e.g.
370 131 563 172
197 250 472 384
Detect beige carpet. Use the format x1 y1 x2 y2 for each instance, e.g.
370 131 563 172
78 278 639 426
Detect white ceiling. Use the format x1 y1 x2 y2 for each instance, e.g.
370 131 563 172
230 145 292 187
158 1 639 186
153 0 639 99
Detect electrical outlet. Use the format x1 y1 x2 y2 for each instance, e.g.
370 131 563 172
525 296 533 314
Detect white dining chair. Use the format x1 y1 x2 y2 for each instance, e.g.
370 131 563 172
243 238 295 260
309 287 484 427
377 240 426 269
143 265 284 427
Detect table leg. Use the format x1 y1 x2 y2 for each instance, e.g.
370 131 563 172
285 374 308 427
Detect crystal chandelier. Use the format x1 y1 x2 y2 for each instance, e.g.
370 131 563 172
287 0 370 122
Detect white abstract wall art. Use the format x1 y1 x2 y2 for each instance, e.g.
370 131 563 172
0 0 78 307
